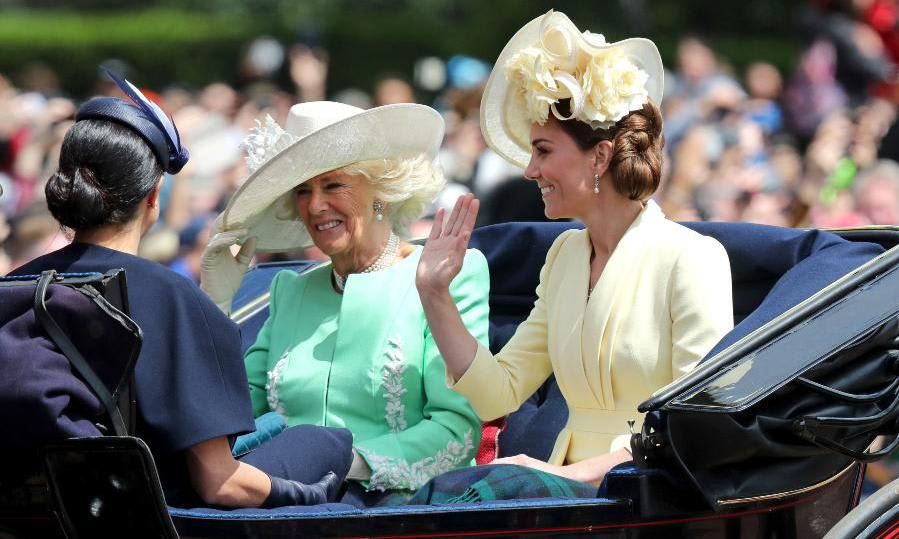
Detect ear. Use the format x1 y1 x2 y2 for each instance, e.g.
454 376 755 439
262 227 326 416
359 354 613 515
146 175 164 209
592 140 614 177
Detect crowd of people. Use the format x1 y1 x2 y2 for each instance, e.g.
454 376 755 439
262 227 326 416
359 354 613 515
2 4 899 278
1 1 898 496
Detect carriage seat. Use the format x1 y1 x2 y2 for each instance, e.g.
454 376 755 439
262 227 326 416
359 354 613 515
136 221 888 535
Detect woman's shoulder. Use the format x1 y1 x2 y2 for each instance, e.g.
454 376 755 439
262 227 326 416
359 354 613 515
654 219 728 259
117 254 214 302
79 247 230 320
268 263 330 298
128 257 228 314
452 247 490 289
402 244 487 276
462 247 488 271
13 243 198 292
137 256 197 285
545 227 587 261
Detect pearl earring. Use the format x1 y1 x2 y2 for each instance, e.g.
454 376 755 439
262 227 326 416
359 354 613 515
593 174 600 194
373 199 384 221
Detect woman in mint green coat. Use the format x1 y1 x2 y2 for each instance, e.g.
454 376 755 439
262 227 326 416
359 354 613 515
200 101 489 505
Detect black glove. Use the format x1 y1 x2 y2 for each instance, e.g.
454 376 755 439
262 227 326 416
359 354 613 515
262 471 341 508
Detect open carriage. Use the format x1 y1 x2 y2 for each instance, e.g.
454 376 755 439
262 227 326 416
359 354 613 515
2 220 899 538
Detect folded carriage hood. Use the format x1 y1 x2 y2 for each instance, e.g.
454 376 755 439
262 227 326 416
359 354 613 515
640 243 899 415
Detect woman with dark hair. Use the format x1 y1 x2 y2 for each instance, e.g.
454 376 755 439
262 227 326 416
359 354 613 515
416 11 733 487
10 78 349 508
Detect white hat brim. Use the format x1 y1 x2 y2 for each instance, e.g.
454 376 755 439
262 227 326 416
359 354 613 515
222 104 444 252
480 12 664 170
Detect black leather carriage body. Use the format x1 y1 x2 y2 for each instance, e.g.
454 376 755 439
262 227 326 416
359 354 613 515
636 245 899 507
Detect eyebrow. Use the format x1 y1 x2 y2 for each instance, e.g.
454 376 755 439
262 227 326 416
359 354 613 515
306 171 342 185
531 138 552 146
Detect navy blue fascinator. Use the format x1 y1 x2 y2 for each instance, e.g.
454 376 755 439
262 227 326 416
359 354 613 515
76 70 189 174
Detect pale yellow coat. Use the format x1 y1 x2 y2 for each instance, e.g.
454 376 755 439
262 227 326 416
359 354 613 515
453 201 733 465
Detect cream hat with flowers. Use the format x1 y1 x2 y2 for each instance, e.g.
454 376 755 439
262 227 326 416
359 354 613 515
220 101 444 252
481 10 664 169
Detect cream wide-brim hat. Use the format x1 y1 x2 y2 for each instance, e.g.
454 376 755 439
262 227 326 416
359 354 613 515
480 11 665 170
221 101 444 252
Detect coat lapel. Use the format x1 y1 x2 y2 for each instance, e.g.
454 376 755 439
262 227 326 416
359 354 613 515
547 230 596 408
581 201 663 409
333 249 419 373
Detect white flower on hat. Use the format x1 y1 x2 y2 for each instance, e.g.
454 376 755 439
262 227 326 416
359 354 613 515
581 52 650 128
243 115 300 174
503 12 650 130
505 47 562 125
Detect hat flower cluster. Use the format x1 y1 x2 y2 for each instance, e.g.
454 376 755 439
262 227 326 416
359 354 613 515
243 116 300 174
504 13 650 130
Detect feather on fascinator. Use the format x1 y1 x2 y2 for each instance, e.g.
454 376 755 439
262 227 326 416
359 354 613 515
76 69 189 174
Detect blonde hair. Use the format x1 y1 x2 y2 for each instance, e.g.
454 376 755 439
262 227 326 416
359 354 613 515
339 154 445 236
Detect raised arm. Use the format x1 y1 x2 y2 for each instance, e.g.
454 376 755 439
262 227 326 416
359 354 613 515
200 215 257 314
418 194 555 422
415 193 481 381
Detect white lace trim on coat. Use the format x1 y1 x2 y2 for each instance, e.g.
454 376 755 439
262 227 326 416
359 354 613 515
265 349 289 417
382 337 408 433
360 430 474 492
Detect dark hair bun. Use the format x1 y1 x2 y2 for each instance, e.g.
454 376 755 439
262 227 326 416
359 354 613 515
45 167 110 230
610 101 664 201
45 120 163 231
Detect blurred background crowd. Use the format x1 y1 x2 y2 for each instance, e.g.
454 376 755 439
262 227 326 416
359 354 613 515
1 0 898 485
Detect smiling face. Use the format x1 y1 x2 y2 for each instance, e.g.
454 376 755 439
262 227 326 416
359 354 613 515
294 169 383 263
523 119 600 220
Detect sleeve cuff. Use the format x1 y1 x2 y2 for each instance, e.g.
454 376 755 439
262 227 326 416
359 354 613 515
447 343 508 421
448 341 493 391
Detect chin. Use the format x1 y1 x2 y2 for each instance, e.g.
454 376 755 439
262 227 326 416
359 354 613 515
542 204 565 221
311 237 344 258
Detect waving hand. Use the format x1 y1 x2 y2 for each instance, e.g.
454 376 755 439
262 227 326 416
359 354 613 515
416 193 479 295
415 193 481 381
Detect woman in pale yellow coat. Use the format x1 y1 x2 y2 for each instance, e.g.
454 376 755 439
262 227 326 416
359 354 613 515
415 11 733 487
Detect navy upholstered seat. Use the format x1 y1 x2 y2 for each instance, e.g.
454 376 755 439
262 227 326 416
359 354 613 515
685 222 884 357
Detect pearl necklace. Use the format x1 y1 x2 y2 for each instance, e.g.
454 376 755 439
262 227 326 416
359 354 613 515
332 232 400 293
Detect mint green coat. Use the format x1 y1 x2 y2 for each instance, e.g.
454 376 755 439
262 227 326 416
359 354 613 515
245 247 489 491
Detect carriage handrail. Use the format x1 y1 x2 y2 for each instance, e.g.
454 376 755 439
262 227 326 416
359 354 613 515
796 362 899 403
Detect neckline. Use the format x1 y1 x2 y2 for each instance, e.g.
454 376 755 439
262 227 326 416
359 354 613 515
66 241 136 259
583 201 659 303
327 244 421 294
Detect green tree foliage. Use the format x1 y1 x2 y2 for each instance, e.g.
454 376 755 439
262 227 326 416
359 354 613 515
0 0 801 99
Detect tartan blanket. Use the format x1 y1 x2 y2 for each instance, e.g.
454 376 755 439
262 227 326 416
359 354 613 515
408 464 596 505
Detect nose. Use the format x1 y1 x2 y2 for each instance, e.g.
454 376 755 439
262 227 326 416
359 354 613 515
308 188 327 213
523 156 540 181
